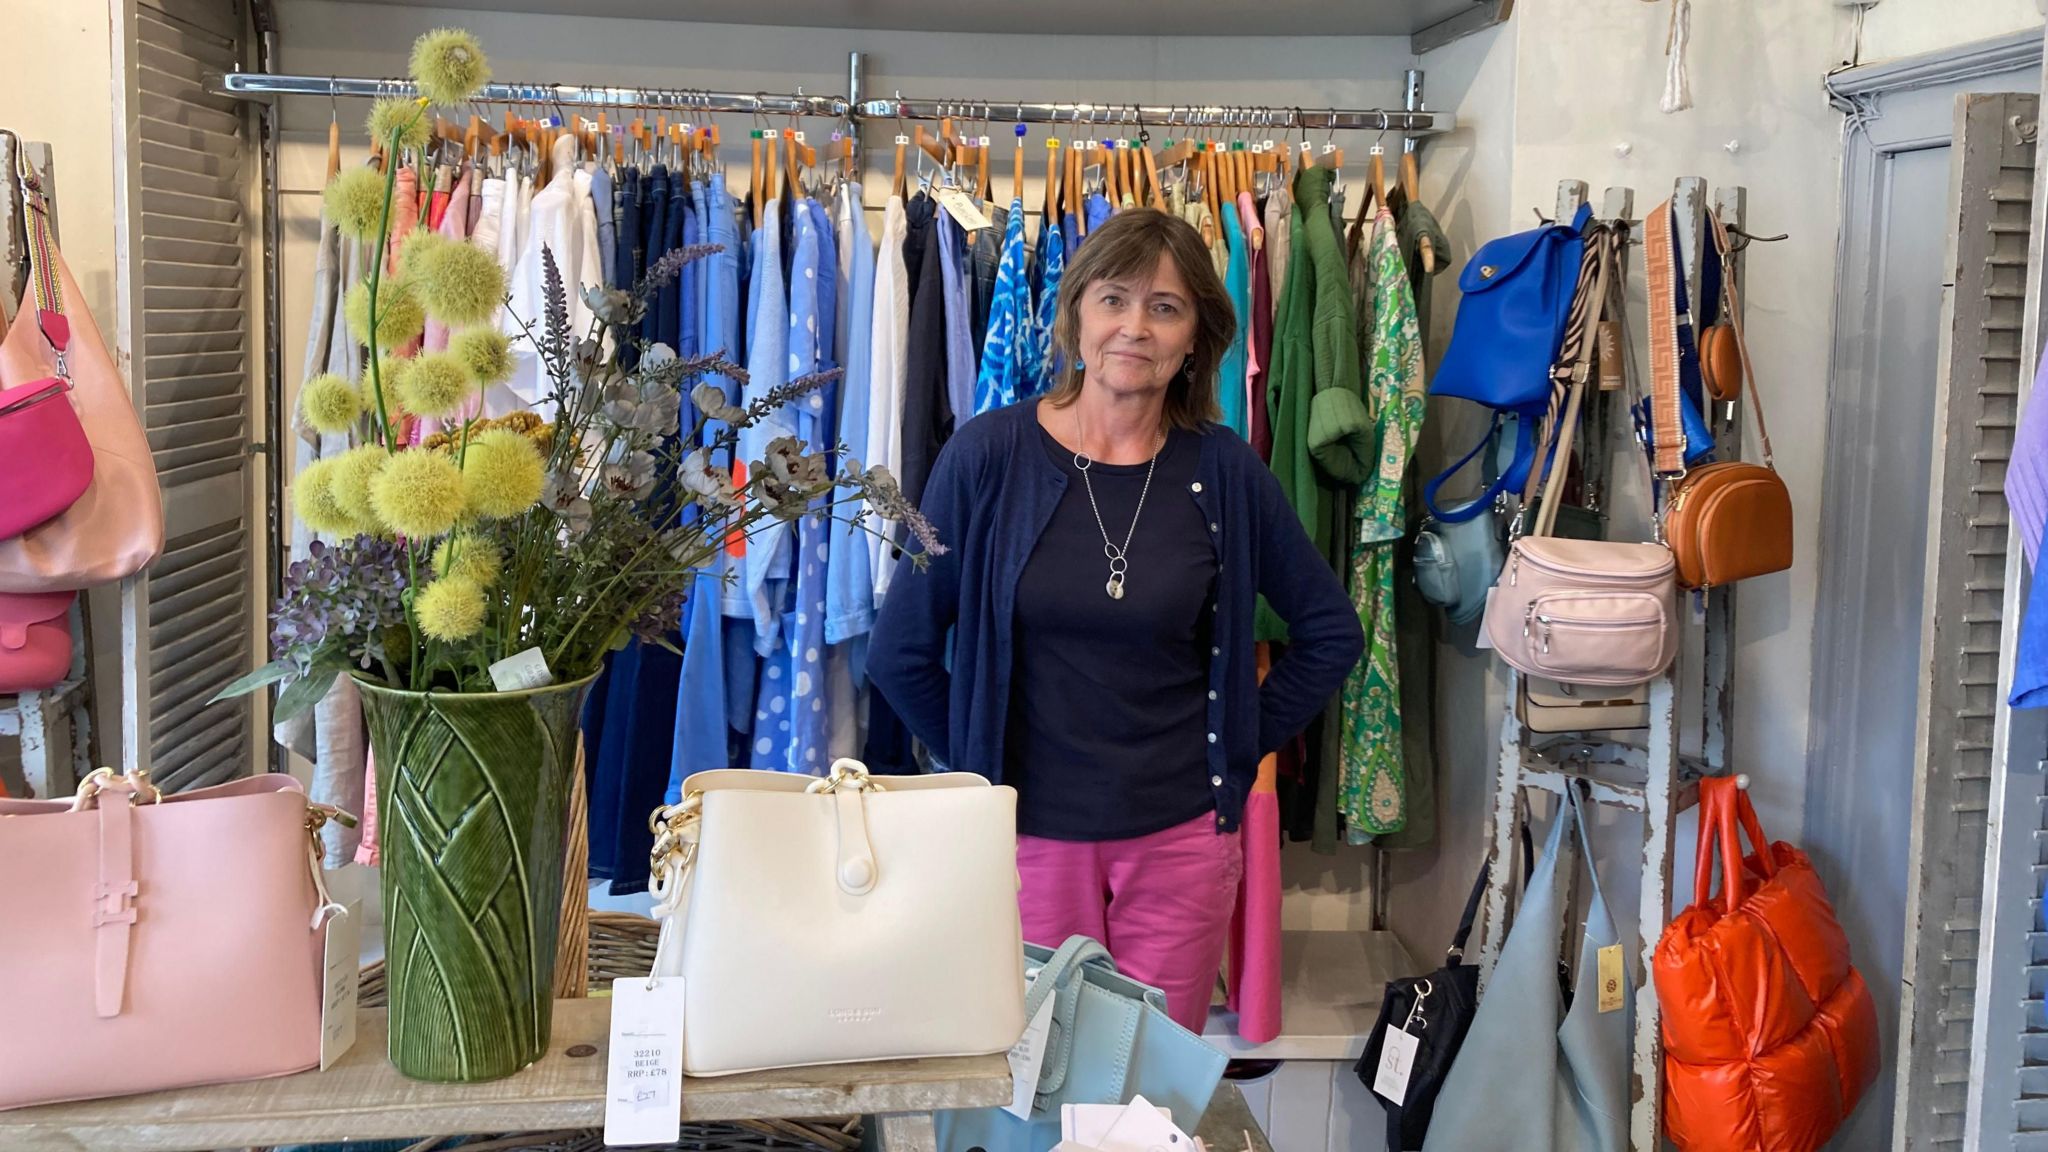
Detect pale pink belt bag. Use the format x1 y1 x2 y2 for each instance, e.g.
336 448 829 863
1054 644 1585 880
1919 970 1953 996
0 770 327 1110
1483 535 1678 688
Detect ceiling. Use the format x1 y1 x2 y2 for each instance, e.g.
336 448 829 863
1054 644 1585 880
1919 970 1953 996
341 0 1498 40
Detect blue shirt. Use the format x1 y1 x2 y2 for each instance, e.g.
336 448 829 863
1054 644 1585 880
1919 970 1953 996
868 400 1365 832
828 184 879 647
938 211 977 428
1026 211 1065 397
741 197 791 639
974 195 1030 415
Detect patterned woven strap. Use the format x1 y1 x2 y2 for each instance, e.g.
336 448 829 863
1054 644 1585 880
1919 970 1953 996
18 163 68 361
1645 199 1684 475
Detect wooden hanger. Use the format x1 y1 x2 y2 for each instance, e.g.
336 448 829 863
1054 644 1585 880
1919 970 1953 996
326 116 342 180
914 125 947 169
1368 148 1387 213
1011 125 1025 205
1400 149 1436 273
1043 138 1059 223
1141 142 1165 212
893 129 908 199
750 129 764 228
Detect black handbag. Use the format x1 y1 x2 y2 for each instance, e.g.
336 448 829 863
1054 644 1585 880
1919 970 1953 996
1355 825 1535 1151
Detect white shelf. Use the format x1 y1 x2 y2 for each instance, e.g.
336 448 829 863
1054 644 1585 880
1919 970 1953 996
1204 929 1413 1062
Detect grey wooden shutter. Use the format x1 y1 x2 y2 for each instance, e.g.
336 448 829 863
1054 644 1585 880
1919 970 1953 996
111 0 255 792
1896 91 2037 1152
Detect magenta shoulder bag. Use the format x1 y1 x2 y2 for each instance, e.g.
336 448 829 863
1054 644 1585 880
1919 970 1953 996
0 166 92 540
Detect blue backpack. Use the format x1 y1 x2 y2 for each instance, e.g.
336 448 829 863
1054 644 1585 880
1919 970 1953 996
1424 205 1592 521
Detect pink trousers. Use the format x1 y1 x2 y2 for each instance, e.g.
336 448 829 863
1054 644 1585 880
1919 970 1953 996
1017 813 1244 1034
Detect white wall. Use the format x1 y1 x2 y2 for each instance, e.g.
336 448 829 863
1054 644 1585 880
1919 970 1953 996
0 2 119 329
1858 0 2042 63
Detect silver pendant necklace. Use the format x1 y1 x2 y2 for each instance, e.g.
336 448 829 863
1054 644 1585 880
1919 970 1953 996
1072 409 1165 601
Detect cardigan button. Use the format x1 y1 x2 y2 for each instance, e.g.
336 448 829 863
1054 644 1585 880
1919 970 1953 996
1208 690 1218 701
1211 646 1220 656
1207 732 1217 744
1211 775 1224 786
1190 482 1203 493
1209 522 1219 533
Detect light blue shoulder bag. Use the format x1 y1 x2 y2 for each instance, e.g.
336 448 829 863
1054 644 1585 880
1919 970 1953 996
1421 786 1631 1152
935 937 1229 1152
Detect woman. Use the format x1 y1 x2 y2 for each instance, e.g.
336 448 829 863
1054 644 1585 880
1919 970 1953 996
868 209 1363 1032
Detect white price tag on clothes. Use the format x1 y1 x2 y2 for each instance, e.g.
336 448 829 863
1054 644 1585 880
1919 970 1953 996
319 902 361 1071
1371 1025 1420 1105
1004 992 1056 1119
935 185 994 233
604 978 688 1147
489 646 555 692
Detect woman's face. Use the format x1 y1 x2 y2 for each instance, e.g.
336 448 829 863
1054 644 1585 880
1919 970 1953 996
1075 252 1200 401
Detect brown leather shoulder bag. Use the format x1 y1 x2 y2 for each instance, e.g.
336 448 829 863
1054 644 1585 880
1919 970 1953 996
1657 210 1791 590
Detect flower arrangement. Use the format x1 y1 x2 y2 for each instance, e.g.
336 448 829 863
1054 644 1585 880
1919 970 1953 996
224 28 936 718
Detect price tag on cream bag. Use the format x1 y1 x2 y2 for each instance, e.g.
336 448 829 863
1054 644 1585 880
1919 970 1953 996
319 901 361 1070
1005 990 1057 1119
489 646 554 692
604 977 689 1146
935 185 994 233
1371 1025 1420 1104
1597 944 1626 1013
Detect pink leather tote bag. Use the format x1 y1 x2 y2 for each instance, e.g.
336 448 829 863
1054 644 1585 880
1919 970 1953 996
0 770 328 1110
0 174 163 592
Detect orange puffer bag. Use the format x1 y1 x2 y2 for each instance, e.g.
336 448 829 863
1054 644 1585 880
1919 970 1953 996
1653 776 1879 1152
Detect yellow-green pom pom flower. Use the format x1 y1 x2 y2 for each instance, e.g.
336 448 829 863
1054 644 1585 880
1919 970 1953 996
416 575 486 642
344 279 426 351
300 373 363 435
294 458 360 537
451 327 514 386
404 233 506 327
367 96 430 153
329 445 388 529
432 533 502 589
368 447 465 539
409 28 491 107
461 427 545 519
322 166 388 243
394 351 475 418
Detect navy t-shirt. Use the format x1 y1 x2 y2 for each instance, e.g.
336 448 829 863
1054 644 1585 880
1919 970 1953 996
1004 420 1221 841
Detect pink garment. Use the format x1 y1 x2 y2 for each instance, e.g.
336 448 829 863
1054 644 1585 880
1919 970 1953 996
352 749 380 867
1018 812 1243 1034
1236 192 1265 433
417 164 481 443
1224 644 1282 1043
384 166 420 277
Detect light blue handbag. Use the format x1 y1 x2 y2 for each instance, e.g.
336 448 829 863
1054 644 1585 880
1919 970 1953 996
935 937 1229 1152
1420 786 1631 1152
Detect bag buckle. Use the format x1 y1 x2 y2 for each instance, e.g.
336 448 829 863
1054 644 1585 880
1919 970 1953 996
807 758 886 795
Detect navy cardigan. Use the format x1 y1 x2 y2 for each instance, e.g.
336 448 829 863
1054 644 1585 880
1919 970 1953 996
867 401 1365 832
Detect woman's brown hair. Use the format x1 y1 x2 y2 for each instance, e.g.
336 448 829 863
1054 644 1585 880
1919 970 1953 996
1041 209 1237 431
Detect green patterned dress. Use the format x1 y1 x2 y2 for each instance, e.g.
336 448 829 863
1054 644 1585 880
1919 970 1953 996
1339 209 1426 840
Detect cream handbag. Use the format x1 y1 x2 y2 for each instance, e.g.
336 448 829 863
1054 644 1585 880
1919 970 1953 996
648 759 1027 1077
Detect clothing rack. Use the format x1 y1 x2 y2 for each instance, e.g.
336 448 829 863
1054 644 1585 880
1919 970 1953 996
207 58 1450 138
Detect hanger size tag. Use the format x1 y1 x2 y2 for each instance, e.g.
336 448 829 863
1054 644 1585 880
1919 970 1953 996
1371 1025 1420 1104
896 135 910 146
763 128 779 140
1597 944 1625 1013
979 135 991 148
604 977 688 1146
793 131 805 143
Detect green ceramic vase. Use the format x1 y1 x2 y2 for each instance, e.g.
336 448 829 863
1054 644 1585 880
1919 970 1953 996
355 674 594 1082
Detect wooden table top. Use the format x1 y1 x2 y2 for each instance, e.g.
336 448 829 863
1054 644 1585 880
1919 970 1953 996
0 998 1013 1152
